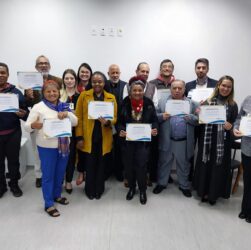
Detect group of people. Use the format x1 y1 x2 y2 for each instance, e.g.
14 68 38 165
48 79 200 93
0 56 250 223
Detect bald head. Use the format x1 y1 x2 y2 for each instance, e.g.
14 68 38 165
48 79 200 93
108 64 121 83
171 80 185 99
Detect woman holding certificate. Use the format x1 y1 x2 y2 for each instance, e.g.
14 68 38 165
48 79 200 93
75 71 117 200
25 80 78 217
0 62 28 198
118 76 158 205
193 75 238 205
60 69 80 194
233 96 251 223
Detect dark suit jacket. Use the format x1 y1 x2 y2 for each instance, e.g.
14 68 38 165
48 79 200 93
106 80 127 109
185 77 217 96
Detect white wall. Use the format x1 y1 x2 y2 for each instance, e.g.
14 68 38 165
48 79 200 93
1 0 250 164
1 0 250 104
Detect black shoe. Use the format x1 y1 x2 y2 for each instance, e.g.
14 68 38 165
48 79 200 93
139 191 147 205
65 187 73 194
9 184 23 197
95 193 101 200
246 216 251 223
126 188 135 200
239 212 246 219
168 176 174 184
209 200 216 206
179 187 192 198
0 187 7 198
86 194 94 200
153 185 166 194
36 178 42 188
201 197 208 203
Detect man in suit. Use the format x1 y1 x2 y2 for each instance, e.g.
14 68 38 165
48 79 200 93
185 58 217 180
106 64 127 181
25 55 62 188
185 58 217 97
153 80 198 197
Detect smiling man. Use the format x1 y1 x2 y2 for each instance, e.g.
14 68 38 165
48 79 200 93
105 64 127 181
24 55 62 188
150 59 175 90
153 80 198 198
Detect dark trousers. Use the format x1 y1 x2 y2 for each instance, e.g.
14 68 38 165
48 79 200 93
85 142 105 196
148 135 158 182
122 142 149 192
241 153 251 216
189 125 201 180
105 134 124 180
0 129 21 189
65 136 77 183
77 150 86 173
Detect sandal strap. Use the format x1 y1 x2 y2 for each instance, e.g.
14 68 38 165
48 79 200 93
45 207 60 217
55 197 69 205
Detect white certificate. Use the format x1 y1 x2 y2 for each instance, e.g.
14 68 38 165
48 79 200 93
157 89 171 101
189 88 214 102
88 101 114 120
43 118 72 138
165 100 190 116
17 71 43 90
126 123 151 142
0 93 19 112
199 105 226 124
239 116 251 136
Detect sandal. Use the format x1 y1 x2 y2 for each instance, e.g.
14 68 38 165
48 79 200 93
54 197 69 205
45 207 60 217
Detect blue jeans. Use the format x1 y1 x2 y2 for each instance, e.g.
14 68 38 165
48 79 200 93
37 146 68 208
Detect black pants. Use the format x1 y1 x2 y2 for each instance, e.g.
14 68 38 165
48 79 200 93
105 134 124 180
65 136 77 183
122 142 149 192
85 142 105 196
241 153 251 216
0 129 21 189
189 125 201 180
148 135 158 182
77 150 86 173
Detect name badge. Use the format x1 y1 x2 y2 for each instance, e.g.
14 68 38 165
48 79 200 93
69 103 74 110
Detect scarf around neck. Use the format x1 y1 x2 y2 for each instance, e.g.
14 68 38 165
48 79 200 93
202 97 225 165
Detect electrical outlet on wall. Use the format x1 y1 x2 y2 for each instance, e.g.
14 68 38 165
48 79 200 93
117 27 123 37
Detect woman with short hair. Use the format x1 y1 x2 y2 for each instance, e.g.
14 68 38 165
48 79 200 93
75 71 117 200
25 80 78 217
118 76 158 205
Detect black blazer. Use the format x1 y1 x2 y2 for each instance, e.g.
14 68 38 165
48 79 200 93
106 80 127 108
185 77 218 96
